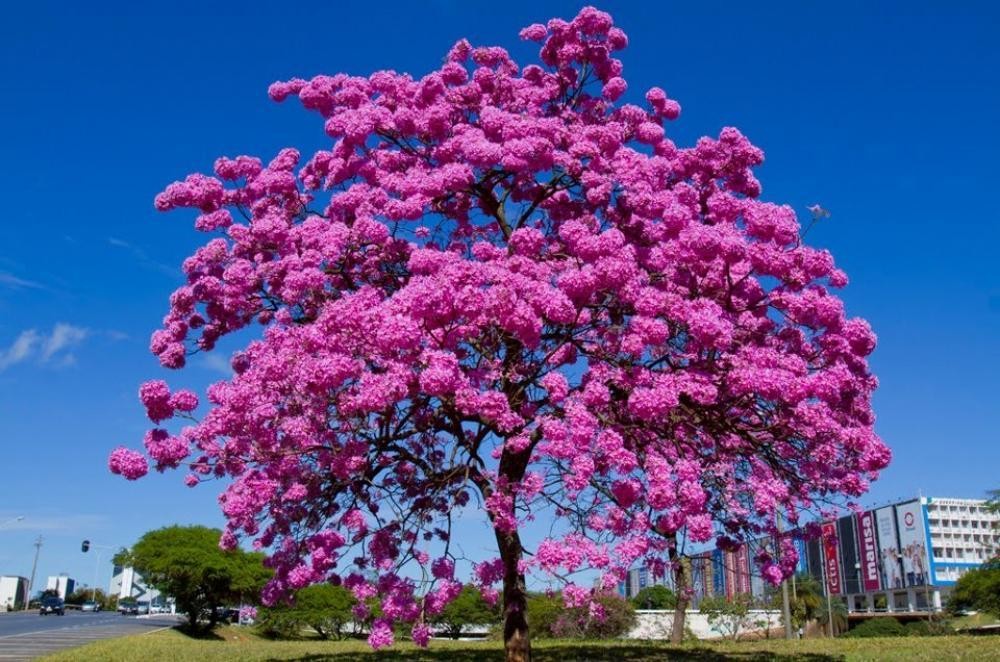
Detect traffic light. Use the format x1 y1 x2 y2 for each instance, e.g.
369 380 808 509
81 540 90 553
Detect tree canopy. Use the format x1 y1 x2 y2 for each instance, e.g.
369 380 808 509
258 583 356 640
949 560 1000 618
434 584 500 639
122 525 270 630
109 6 887 660
631 585 676 610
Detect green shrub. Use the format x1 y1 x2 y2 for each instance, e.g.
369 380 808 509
526 592 564 639
844 617 905 638
550 592 636 639
631 585 676 610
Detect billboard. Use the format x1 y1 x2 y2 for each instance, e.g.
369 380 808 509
876 505 906 589
794 538 808 574
856 511 882 592
712 549 725 597
821 522 842 595
896 501 930 587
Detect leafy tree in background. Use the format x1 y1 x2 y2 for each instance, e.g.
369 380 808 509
631 585 676 610
550 591 636 639
109 6 888 660
434 584 500 639
257 583 356 640
786 573 823 630
120 525 271 631
817 596 849 636
949 560 1000 618
699 593 756 641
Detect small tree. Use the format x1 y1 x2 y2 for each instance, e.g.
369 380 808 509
123 525 271 631
257 583 356 640
631 585 676 610
295 584 356 640
525 593 564 639
550 591 636 639
843 617 904 638
66 588 107 606
700 593 756 641
787 573 823 630
817 598 849 636
949 559 1000 618
434 584 499 639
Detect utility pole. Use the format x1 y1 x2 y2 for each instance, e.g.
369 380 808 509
25 536 42 611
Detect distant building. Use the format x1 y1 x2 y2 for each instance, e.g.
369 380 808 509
45 575 76 600
803 496 999 613
109 565 164 606
0 576 28 611
618 495 999 614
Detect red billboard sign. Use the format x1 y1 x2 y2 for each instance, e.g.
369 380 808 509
856 511 881 592
822 522 841 595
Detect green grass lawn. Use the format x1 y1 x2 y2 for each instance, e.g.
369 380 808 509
39 627 1000 661
950 612 1000 630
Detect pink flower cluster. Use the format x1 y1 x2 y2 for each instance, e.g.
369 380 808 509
113 5 889 647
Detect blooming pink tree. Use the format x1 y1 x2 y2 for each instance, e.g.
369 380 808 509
111 7 889 659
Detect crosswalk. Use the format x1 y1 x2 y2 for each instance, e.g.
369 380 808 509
0 622 171 661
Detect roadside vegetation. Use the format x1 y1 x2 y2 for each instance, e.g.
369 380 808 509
40 628 1000 661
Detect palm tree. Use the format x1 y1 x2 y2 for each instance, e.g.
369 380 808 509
789 573 823 629
818 598 849 636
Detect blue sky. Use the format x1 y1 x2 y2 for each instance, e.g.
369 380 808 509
1 1 997 591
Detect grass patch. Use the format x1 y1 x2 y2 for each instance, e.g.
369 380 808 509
40 628 1000 661
951 612 1000 630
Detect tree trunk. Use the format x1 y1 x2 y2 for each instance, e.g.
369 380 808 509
497 528 531 662
669 548 689 644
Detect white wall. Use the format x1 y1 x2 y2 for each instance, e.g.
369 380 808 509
626 609 783 640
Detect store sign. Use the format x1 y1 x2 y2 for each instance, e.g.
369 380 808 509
857 511 881 591
822 522 841 595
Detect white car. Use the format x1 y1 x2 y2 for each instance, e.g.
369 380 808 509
81 601 101 612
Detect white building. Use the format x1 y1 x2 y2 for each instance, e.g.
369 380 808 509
925 497 1000 584
812 495 1000 614
45 575 76 600
0 576 28 611
109 565 164 607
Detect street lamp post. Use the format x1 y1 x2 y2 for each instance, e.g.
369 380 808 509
26 536 42 611
81 540 117 607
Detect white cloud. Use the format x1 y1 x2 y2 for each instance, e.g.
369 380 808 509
0 329 40 370
41 323 89 361
0 323 89 372
0 271 45 290
199 353 233 376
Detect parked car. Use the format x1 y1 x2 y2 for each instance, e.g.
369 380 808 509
39 597 65 616
149 604 170 614
81 601 101 612
214 606 239 623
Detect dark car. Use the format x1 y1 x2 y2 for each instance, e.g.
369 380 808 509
39 597 65 616
118 600 139 615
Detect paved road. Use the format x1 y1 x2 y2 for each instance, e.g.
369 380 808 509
0 612 177 661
